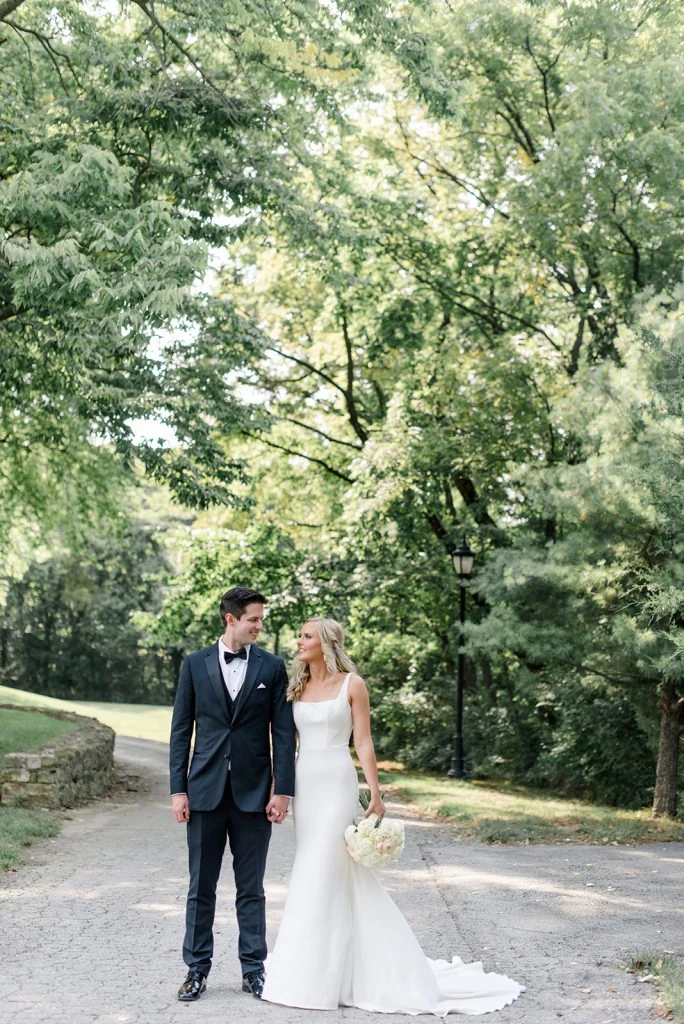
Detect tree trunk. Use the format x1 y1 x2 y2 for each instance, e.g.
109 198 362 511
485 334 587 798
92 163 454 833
652 679 683 817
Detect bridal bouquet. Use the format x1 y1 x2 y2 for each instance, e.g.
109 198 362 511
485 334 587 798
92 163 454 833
344 795 405 867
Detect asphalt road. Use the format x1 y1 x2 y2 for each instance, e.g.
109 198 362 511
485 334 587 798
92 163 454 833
0 736 681 1024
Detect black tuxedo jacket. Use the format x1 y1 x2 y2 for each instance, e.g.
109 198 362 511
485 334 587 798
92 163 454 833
169 642 296 813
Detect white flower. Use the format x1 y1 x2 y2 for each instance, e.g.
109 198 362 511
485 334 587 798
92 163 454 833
344 812 405 867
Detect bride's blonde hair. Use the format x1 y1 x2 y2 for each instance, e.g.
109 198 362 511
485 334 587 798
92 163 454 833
287 618 356 702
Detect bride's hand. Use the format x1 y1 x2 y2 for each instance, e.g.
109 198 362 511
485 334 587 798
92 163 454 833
364 793 385 820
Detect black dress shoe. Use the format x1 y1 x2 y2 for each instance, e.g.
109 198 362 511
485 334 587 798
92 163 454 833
242 968 264 999
178 968 207 1001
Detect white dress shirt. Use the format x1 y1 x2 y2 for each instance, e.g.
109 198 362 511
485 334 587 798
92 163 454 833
218 638 250 701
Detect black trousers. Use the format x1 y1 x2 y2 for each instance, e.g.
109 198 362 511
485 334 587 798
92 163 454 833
182 773 272 977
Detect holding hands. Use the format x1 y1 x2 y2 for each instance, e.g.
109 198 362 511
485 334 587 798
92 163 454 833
172 793 289 824
266 794 290 824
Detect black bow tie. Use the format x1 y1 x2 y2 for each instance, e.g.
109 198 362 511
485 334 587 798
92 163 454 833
224 648 247 664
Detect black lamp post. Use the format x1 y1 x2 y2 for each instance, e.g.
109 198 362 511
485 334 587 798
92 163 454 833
448 537 474 780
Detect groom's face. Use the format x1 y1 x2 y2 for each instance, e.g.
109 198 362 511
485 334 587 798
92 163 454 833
227 602 265 648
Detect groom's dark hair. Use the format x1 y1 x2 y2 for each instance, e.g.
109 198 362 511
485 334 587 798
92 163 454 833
220 586 267 623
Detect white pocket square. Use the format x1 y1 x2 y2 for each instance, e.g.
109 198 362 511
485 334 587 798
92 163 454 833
257 683 267 690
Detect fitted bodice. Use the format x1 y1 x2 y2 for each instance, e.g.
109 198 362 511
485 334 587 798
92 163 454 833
293 673 352 751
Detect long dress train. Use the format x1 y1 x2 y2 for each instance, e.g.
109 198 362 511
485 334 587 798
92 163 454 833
262 674 523 1016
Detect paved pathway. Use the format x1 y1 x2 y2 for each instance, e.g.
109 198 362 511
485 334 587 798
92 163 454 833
0 737 681 1024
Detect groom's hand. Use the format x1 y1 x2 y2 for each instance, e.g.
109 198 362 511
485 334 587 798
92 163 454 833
172 794 190 823
266 794 289 824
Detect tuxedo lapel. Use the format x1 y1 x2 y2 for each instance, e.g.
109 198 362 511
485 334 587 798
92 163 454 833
205 645 231 721
231 647 263 724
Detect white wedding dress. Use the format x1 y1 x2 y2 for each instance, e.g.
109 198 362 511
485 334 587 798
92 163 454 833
262 674 523 1016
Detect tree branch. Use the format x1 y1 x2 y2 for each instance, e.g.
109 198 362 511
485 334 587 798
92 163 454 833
423 510 453 554
453 474 499 530
340 307 369 444
568 316 585 377
0 303 28 322
241 431 354 483
410 152 510 220
371 379 387 418
386 248 561 349
614 220 643 288
394 116 510 218
496 99 539 163
5 19 82 89
275 414 363 450
265 346 348 400
575 661 656 686
443 480 459 526
524 33 561 136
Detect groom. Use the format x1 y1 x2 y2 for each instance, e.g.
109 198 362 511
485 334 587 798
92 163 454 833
169 586 296 1002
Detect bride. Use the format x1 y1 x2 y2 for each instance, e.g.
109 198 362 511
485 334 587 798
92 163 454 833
261 617 523 1016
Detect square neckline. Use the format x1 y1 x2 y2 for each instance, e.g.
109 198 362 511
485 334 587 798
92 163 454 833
297 672 351 704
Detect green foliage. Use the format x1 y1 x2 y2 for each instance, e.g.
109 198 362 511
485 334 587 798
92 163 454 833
0 525 180 703
375 689 453 772
467 306 684 808
0 0 370 544
151 521 311 654
464 668 553 781
533 682 654 808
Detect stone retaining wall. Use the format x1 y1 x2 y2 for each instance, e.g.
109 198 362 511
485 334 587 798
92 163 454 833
0 704 115 809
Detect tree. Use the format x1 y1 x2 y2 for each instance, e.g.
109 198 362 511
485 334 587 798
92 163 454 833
0 523 180 703
471 300 684 812
1 3 208 535
0 0 368 541
368 0 684 361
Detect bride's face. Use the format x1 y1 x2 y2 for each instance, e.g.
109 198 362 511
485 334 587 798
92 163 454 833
297 622 322 662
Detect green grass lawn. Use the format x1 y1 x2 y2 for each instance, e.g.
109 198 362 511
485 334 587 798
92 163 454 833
378 769 684 845
629 954 684 1024
0 707 79 761
0 684 173 743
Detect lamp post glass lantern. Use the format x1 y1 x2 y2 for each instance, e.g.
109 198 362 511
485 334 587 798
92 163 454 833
452 540 474 578
448 538 474 779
